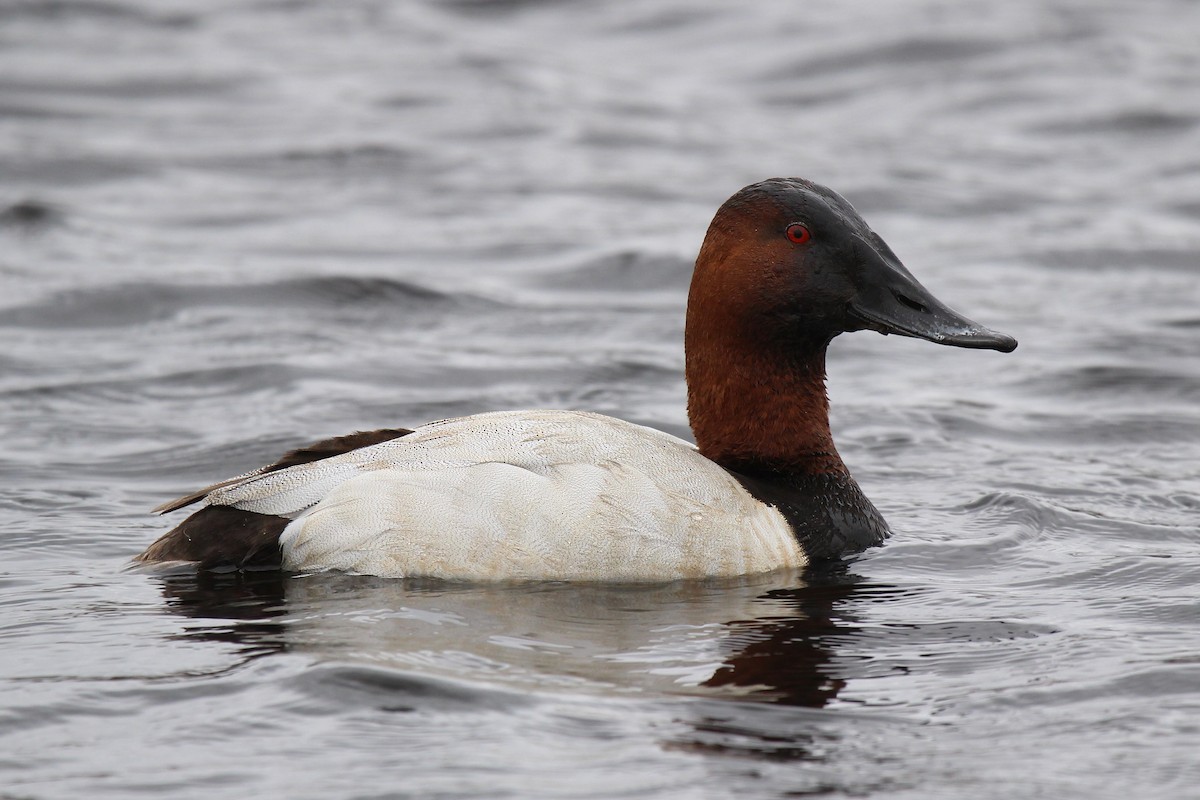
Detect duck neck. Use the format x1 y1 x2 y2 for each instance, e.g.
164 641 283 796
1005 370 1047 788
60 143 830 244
686 333 849 480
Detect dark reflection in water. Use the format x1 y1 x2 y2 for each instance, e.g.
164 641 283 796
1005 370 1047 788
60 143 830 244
154 565 898 711
159 570 292 662
704 572 870 707
665 709 837 766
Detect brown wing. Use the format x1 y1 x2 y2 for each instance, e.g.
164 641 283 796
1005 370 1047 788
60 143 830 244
152 428 414 514
259 428 413 474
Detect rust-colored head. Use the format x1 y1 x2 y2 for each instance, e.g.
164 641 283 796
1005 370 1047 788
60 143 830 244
685 178 1016 475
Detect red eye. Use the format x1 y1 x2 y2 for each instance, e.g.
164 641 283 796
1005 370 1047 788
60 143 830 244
785 223 811 244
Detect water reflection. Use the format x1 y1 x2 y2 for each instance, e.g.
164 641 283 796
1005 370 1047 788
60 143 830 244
159 570 291 661
154 565 893 709
702 577 869 707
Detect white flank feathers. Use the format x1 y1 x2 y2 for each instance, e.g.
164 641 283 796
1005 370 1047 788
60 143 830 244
199 410 804 580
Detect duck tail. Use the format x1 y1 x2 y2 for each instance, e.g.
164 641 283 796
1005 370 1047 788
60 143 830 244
134 505 289 571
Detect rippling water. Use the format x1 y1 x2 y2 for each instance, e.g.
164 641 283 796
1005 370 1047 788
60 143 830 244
2 1 1199 798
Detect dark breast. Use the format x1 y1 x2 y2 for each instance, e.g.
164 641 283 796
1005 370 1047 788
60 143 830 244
727 469 890 561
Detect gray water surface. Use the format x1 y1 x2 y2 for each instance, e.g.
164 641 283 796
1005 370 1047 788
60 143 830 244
2 1 1199 798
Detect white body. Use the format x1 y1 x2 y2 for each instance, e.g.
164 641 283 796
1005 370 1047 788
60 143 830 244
199 410 804 580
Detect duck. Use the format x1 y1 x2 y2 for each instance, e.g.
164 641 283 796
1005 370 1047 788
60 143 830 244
136 178 1016 580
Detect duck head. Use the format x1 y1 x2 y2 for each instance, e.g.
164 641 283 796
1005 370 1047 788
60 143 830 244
685 178 1016 475
688 177 1018 354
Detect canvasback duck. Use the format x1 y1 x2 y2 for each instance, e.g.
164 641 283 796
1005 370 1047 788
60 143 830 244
137 178 1016 580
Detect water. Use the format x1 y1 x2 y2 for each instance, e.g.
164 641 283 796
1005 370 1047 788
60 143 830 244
2 1 1199 797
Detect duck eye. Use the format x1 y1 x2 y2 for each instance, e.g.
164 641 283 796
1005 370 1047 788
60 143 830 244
785 223 811 245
